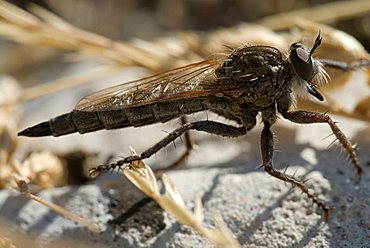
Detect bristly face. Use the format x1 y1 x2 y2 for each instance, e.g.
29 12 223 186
289 33 325 101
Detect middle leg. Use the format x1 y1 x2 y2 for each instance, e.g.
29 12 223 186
260 121 330 219
318 58 370 71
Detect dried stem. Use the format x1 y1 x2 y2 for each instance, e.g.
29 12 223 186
0 1 161 69
258 0 370 30
16 180 100 233
20 65 121 101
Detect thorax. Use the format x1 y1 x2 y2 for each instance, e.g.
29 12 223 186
215 45 293 108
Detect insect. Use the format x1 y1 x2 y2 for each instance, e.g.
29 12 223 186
19 34 368 218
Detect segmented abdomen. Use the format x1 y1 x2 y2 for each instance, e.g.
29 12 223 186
49 98 214 136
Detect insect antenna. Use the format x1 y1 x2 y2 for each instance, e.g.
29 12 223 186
310 31 322 55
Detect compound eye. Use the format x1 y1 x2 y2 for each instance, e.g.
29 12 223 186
290 43 316 82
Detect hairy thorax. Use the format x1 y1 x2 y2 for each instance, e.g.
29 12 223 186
213 45 294 123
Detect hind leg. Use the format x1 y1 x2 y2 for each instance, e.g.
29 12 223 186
89 120 247 177
155 116 195 176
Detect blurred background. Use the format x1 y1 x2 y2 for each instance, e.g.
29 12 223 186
7 0 370 43
0 0 369 101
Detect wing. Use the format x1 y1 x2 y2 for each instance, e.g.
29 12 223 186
75 59 240 112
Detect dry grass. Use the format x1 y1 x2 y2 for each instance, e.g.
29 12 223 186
0 1 161 69
258 0 370 30
16 179 99 233
123 148 241 248
0 76 99 244
0 236 17 248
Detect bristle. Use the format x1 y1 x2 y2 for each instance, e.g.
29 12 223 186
321 132 335 141
314 62 330 86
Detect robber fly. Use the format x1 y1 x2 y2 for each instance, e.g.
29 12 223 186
19 34 368 218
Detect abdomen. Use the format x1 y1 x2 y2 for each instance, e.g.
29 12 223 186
19 98 215 137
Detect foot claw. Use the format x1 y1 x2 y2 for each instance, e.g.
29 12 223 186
351 169 362 184
89 167 102 178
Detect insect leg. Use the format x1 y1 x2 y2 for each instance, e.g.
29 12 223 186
260 121 330 219
282 110 361 182
318 58 370 71
89 120 246 177
155 116 196 176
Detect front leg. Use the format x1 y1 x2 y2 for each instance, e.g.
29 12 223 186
318 58 370 71
260 121 330 219
282 110 361 182
89 120 246 177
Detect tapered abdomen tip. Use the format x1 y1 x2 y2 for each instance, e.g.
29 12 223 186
18 122 53 137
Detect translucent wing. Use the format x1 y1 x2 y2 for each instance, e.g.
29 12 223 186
75 59 240 112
